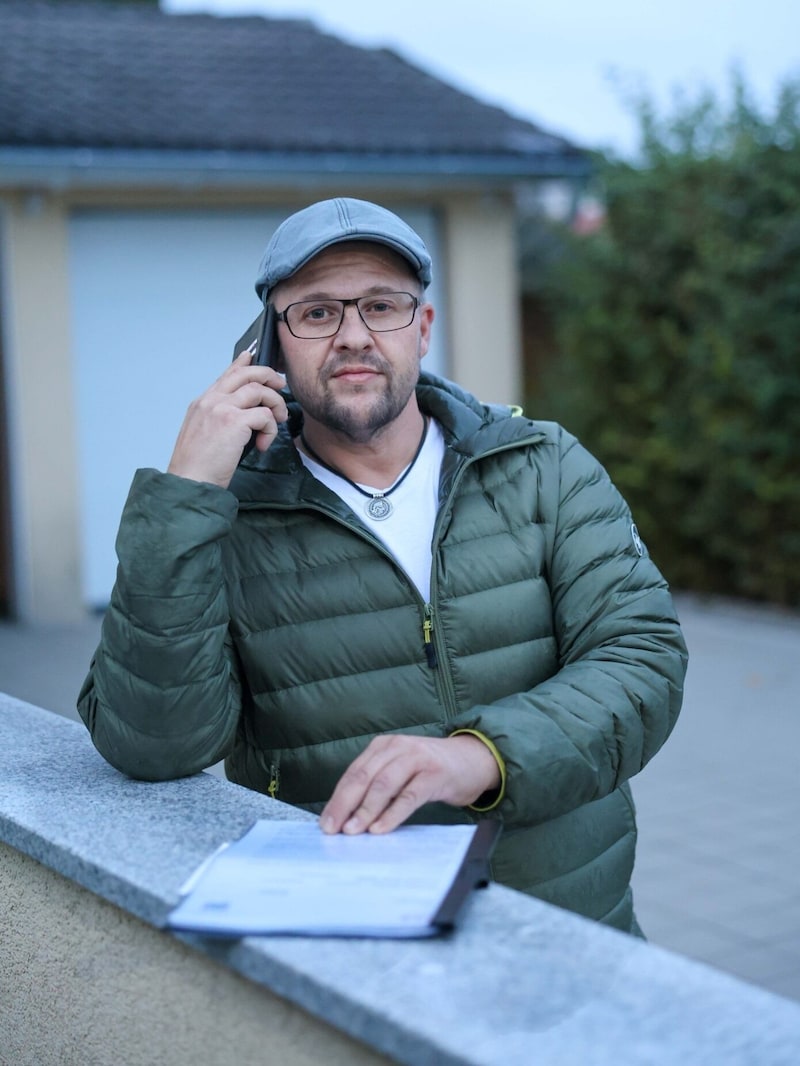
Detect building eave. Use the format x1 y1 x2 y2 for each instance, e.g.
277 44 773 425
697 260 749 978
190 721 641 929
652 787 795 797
0 146 592 194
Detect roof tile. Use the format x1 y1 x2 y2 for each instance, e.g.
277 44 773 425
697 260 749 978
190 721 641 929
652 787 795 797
0 0 582 163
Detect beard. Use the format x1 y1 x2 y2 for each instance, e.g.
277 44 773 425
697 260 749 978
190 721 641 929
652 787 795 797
286 349 421 444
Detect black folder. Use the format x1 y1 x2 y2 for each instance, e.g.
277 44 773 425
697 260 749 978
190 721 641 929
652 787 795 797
430 820 501 930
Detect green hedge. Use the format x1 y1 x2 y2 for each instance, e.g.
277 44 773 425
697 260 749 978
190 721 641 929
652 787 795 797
536 77 800 607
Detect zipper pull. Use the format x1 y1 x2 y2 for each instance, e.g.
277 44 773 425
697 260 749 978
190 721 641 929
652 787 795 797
423 607 438 669
268 764 280 799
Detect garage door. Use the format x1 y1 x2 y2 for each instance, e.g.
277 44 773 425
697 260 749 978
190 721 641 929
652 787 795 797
68 207 444 608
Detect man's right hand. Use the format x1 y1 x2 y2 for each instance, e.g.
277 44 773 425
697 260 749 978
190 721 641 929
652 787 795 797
167 350 289 488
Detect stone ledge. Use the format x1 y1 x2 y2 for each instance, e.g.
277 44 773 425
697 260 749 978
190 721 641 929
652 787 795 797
2 692 800 1066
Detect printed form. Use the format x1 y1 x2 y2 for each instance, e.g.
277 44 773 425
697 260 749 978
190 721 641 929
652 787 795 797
167 820 499 938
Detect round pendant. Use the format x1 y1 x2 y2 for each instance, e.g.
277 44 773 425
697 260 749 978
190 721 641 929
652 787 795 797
366 496 393 521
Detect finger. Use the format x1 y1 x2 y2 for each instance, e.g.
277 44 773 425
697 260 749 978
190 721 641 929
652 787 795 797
346 761 436 835
323 745 429 835
341 770 413 834
320 742 397 833
229 380 288 422
366 777 430 834
249 408 282 452
258 385 288 423
219 355 284 395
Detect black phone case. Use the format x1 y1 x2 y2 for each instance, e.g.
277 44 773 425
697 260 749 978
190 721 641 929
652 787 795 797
234 304 279 458
233 303 278 368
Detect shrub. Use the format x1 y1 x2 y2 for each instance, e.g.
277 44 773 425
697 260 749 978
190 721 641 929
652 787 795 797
536 74 800 607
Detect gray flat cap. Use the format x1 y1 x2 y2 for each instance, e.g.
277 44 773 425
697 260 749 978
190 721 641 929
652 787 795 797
255 197 433 300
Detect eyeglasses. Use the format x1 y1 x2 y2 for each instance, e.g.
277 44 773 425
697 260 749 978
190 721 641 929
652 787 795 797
275 292 419 339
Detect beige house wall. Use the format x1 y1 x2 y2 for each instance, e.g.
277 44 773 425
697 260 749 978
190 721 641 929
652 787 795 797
0 188 522 623
1 195 83 622
441 196 522 406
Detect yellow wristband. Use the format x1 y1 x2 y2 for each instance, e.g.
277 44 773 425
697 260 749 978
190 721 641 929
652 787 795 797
449 728 507 812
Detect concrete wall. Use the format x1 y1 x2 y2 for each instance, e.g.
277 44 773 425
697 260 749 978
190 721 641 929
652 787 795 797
0 843 386 1066
3 694 800 1066
0 842 387 1066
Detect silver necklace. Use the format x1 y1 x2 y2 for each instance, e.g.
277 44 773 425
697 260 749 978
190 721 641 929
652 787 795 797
300 418 429 522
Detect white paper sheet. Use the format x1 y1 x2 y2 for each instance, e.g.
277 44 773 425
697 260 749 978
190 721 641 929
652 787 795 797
168 820 483 938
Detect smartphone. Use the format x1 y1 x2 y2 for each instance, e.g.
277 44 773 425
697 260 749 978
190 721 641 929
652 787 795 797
233 301 279 369
234 302 280 457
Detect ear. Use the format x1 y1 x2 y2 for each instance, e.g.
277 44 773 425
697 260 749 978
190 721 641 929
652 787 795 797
418 303 435 360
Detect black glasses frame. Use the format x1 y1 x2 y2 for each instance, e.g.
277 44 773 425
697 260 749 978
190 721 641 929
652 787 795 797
275 292 419 339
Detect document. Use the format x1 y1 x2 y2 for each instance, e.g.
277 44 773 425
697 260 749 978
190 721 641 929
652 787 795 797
167 819 500 938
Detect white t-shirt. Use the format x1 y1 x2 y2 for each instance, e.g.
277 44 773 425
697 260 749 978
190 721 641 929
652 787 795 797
296 419 445 602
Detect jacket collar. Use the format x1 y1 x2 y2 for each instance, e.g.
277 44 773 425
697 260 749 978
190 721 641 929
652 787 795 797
231 372 546 506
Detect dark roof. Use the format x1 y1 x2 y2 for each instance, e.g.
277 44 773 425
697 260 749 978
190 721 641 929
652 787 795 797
0 0 585 173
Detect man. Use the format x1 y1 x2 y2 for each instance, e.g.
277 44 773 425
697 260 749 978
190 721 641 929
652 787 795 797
79 197 687 934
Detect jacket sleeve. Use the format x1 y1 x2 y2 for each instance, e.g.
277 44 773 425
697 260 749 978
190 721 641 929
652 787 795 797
447 427 689 828
77 468 242 781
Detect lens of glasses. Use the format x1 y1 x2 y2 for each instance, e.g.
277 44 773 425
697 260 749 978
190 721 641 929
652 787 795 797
285 292 418 338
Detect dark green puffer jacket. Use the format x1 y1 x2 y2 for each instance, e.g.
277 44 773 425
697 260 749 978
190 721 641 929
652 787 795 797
78 372 687 933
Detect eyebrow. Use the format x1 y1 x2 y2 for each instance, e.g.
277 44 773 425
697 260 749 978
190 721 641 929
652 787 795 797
292 285 403 301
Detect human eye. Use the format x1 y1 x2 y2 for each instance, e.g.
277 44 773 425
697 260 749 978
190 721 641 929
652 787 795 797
360 294 400 317
299 301 340 323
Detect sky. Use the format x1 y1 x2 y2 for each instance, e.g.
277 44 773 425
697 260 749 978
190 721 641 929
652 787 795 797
161 0 799 158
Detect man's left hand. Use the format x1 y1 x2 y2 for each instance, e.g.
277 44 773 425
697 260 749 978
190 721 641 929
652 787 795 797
319 734 501 835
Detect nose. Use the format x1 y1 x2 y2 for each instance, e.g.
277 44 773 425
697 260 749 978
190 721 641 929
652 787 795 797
334 303 373 348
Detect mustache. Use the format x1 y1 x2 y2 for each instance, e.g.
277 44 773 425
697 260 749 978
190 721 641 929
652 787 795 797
321 354 390 382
